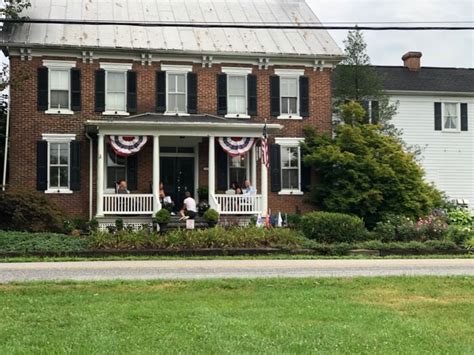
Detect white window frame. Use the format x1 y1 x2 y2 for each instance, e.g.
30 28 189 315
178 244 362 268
104 145 128 193
222 67 252 119
227 154 250 188
275 69 304 120
442 102 461 133
43 60 76 115
100 63 132 116
275 137 304 195
162 64 192 116
42 133 76 194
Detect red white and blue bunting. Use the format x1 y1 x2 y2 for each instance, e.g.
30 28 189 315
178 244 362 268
218 137 255 157
109 136 148 157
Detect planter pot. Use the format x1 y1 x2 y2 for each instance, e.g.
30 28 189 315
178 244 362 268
207 221 217 228
158 223 169 233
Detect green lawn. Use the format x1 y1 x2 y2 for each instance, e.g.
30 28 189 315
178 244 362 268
1 277 473 353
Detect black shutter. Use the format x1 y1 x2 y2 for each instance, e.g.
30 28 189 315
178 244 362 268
187 72 198 114
95 69 106 112
70 141 81 191
247 74 257 116
217 73 227 115
360 100 370 123
371 100 380 124
461 103 468 131
270 75 280 117
156 71 166 113
270 144 281 192
216 144 228 191
127 154 138 191
434 102 442 131
37 67 49 111
71 68 81 111
299 76 309 117
301 163 311 193
127 71 137 114
36 141 48 191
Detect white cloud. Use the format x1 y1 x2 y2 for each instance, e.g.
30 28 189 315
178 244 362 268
307 0 474 68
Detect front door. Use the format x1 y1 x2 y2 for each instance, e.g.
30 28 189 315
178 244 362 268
161 157 195 211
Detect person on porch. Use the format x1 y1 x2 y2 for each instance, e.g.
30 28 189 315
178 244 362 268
179 191 197 220
243 179 256 195
116 180 130 194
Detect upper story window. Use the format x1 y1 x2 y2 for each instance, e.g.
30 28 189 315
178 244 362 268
98 63 134 116
218 67 256 119
435 102 468 133
168 73 187 113
443 103 459 130
271 69 309 120
106 71 127 112
156 64 194 115
39 60 79 115
275 137 304 195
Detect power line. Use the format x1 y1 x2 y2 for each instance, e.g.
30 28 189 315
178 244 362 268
0 18 473 30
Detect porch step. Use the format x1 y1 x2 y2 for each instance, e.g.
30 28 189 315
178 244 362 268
167 216 209 230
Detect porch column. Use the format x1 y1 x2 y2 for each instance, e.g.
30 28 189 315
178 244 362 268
251 144 257 192
208 136 215 199
261 156 268 217
152 135 161 214
96 133 105 217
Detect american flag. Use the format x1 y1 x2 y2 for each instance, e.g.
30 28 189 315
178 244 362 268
261 123 269 169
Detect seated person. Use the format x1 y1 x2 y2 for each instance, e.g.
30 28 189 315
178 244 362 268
230 181 243 195
179 191 197 220
243 179 256 195
159 182 166 199
116 180 130 194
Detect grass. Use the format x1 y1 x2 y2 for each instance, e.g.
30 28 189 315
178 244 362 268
0 277 473 353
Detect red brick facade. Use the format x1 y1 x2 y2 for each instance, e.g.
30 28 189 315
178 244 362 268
8 55 333 219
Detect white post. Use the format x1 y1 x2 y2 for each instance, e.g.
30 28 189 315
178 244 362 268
96 133 105 217
261 157 268 217
152 135 161 214
251 144 257 193
208 136 215 200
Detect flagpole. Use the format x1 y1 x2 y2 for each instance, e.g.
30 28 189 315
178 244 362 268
261 119 269 220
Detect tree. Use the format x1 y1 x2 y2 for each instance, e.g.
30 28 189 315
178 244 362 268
0 0 31 20
333 29 398 133
302 102 443 228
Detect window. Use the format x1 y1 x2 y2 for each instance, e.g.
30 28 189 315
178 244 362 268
106 71 127 112
281 146 300 191
443 103 459 130
49 142 69 189
228 76 247 115
168 73 186 113
281 77 298 115
106 146 127 190
228 155 248 187
50 69 70 110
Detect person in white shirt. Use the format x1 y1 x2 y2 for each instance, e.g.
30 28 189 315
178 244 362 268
179 191 197 220
243 179 256 195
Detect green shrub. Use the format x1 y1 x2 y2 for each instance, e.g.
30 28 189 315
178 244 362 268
286 214 302 229
0 231 88 254
372 222 396 242
89 229 156 250
155 209 171 224
447 208 472 227
300 212 368 243
88 218 99 232
465 236 474 250
203 209 219 223
415 215 448 241
115 218 124 231
444 225 473 246
0 191 65 233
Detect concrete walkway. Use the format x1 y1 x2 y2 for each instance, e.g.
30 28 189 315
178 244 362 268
0 259 473 282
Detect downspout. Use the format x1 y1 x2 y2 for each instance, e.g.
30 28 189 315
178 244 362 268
2 99 11 191
85 131 94 220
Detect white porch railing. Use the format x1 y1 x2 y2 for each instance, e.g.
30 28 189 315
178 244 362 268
214 194 262 215
103 194 154 215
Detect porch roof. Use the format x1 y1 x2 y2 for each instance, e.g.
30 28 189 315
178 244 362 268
86 113 283 137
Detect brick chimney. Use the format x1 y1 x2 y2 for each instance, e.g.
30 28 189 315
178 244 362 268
402 51 423 71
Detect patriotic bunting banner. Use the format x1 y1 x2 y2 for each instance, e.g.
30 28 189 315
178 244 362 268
218 137 255 157
109 136 148 157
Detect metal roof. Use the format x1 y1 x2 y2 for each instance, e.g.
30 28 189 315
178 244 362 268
2 0 343 58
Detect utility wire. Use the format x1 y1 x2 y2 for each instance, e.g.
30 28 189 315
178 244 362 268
0 18 472 30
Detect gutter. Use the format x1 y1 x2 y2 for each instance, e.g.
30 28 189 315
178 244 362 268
1 97 10 192
85 131 94 220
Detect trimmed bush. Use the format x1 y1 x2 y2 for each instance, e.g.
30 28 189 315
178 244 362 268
0 191 65 233
300 212 368 243
447 208 472 227
444 225 473 246
155 209 171 224
203 209 219 223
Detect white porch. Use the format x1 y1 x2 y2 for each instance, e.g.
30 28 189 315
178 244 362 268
89 114 282 218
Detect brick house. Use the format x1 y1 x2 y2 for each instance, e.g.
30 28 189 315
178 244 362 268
1 0 343 225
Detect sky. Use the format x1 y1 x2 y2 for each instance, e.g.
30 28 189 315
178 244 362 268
308 0 474 68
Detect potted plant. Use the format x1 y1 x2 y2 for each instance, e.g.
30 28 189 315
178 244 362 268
154 208 171 233
198 200 210 216
203 208 219 227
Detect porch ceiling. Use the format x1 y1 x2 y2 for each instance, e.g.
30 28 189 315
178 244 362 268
86 113 283 137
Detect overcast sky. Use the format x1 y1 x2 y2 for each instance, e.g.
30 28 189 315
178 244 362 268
308 0 474 68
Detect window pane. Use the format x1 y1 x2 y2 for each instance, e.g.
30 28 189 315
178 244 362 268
106 93 126 111
107 148 126 167
50 70 69 90
228 76 245 96
289 147 299 167
444 103 457 129
169 74 177 92
107 167 127 188
168 93 186 112
107 72 126 92
50 167 59 188
229 168 247 187
281 78 297 97
282 169 299 190
59 143 69 165
176 74 185 93
228 96 246 114
59 167 68 187
50 144 59 165
169 74 186 93
289 98 297 115
50 90 69 109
